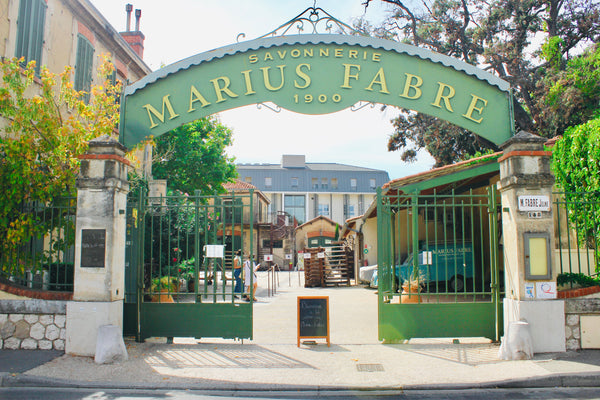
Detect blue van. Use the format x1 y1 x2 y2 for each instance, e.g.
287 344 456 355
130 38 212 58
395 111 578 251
396 242 474 291
371 242 474 291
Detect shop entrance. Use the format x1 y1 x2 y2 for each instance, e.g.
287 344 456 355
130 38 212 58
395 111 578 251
119 7 514 342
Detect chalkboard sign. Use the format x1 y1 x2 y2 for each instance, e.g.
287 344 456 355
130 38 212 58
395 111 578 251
297 296 330 347
81 229 106 268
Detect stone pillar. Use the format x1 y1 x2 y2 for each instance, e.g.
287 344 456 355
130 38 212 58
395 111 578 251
66 136 130 356
497 131 565 353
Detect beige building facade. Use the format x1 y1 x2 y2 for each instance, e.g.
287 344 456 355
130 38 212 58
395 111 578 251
1 0 150 100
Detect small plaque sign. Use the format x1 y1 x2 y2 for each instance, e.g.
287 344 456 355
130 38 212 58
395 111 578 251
536 281 557 299
518 195 551 211
303 253 312 259
81 229 106 268
317 252 325 259
285 254 292 260
204 245 224 258
264 254 273 262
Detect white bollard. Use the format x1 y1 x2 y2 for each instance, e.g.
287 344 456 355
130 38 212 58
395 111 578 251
499 320 534 360
94 324 128 364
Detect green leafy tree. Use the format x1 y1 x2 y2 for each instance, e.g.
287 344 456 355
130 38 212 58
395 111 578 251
152 117 237 195
536 43 600 138
363 0 600 166
0 55 121 271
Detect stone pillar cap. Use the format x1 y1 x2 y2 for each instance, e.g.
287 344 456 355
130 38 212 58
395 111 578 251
87 135 129 156
500 130 547 151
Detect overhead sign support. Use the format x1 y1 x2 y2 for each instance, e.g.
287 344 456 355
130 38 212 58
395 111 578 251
119 7 514 149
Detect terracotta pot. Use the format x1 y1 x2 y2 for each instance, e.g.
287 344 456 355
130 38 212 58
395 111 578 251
400 284 421 304
151 289 175 303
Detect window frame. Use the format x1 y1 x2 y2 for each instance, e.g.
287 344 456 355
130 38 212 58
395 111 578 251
74 33 95 103
15 0 47 75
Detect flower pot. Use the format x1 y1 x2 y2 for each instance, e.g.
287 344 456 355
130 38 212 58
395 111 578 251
151 289 175 303
187 279 196 292
400 283 421 304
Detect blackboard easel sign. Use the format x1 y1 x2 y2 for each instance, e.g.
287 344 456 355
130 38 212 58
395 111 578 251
297 296 330 347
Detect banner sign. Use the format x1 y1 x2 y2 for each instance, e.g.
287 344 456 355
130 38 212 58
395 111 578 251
122 35 513 148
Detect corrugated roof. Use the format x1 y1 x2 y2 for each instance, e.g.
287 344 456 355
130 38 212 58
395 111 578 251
382 152 502 190
237 162 385 173
361 152 501 220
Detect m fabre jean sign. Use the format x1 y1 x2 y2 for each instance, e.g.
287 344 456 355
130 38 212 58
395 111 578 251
121 35 513 148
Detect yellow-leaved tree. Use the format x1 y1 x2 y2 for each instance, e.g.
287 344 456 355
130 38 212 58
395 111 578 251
0 54 121 279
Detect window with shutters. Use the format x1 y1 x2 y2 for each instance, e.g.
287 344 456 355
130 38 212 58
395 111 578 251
15 0 47 75
74 34 95 103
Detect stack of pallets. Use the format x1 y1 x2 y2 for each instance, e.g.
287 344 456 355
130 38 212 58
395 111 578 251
323 244 351 287
303 247 326 287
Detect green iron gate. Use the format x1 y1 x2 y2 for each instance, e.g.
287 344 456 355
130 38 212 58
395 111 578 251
377 186 503 342
124 190 254 342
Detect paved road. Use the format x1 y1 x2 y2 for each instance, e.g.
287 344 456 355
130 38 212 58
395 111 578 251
2 387 600 400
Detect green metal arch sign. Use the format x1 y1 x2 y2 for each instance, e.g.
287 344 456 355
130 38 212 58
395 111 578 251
120 34 514 148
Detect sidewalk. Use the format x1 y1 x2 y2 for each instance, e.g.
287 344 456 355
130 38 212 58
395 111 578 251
2 270 600 390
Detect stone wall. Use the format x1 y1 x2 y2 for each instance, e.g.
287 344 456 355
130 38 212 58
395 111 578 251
564 296 600 350
0 300 67 350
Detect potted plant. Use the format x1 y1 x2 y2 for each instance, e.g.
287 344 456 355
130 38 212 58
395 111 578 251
176 257 196 292
150 276 178 302
401 266 425 304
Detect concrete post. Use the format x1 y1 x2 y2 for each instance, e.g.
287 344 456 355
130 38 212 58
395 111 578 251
66 135 130 356
497 131 565 353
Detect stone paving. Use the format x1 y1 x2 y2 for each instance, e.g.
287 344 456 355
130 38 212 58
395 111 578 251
4 270 600 390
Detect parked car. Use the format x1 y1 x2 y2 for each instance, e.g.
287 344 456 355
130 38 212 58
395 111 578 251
359 265 378 285
370 242 475 292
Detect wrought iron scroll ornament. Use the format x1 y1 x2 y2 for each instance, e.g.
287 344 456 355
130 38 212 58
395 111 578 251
238 5 365 113
236 6 361 42
351 102 376 112
256 102 282 113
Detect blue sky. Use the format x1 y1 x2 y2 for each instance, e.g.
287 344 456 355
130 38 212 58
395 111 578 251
91 0 435 180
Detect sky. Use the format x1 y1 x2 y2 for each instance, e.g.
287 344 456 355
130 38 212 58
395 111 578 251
90 0 435 180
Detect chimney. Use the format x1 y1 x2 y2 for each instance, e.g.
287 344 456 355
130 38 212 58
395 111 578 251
120 4 145 59
125 4 132 32
135 9 141 31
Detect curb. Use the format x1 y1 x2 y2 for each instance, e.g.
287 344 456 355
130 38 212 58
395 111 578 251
3 372 600 391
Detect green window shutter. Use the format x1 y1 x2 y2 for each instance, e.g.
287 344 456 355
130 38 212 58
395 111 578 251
74 34 95 102
15 0 47 74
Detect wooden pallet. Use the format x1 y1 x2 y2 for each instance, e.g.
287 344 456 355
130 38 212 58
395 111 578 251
323 244 350 287
303 247 325 287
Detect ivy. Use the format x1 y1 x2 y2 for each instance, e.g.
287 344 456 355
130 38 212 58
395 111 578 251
552 117 600 273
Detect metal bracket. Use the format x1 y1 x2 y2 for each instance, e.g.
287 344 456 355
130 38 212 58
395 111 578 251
256 102 281 113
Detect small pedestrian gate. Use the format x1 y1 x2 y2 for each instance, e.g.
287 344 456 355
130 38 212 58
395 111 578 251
123 190 255 342
377 186 503 342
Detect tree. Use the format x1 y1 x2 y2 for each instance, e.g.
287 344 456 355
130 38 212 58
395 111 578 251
151 117 237 195
0 55 121 264
535 43 600 138
363 0 600 166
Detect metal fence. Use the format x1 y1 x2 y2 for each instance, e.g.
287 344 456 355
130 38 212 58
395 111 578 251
124 190 255 341
378 187 501 302
554 192 599 279
0 197 77 292
125 190 255 304
377 186 503 341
